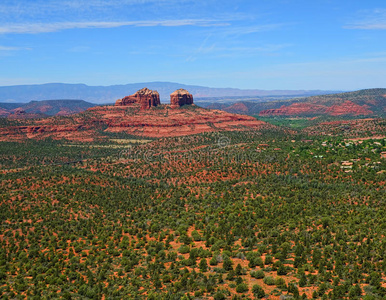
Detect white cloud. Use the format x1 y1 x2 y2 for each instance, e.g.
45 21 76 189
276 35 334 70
0 0 184 14
345 9 386 30
0 0 199 24
345 23 386 30
219 23 287 36
0 46 29 51
0 20 228 34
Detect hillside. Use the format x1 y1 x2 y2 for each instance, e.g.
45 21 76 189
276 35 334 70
17 99 95 116
208 88 386 117
0 104 274 142
0 82 337 104
0 99 95 118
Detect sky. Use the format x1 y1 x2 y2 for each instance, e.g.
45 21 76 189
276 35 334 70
0 0 386 90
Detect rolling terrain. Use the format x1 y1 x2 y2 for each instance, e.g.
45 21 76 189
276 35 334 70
0 87 385 299
207 89 386 117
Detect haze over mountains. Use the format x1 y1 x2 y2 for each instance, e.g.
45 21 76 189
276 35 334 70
0 82 339 104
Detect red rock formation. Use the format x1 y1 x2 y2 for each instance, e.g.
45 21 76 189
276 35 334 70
0 105 274 141
325 101 372 116
115 87 160 110
259 101 373 117
13 108 26 115
170 89 194 108
259 103 327 116
7 108 47 119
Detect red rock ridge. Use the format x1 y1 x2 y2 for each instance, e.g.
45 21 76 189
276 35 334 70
259 101 373 116
224 102 249 114
325 101 373 116
115 87 160 110
170 89 194 108
259 103 327 116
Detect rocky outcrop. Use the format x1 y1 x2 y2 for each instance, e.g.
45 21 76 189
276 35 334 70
170 89 194 108
115 88 160 110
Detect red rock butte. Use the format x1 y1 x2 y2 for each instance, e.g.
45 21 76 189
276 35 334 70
170 89 194 108
115 87 160 110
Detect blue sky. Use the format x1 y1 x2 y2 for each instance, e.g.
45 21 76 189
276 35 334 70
0 0 385 90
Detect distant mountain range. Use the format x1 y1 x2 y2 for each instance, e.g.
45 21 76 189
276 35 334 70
0 99 95 118
206 88 386 117
0 82 339 104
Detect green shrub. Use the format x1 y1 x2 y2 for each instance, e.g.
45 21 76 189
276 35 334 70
252 284 265 298
236 283 249 293
178 245 190 254
263 276 275 286
275 277 286 289
191 230 202 241
250 270 265 279
214 291 226 300
209 256 218 266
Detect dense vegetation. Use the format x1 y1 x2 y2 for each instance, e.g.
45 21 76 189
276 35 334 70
0 124 385 299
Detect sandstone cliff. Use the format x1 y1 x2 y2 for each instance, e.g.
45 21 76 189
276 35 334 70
115 88 160 110
170 89 194 108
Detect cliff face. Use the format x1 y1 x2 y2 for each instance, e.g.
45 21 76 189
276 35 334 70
170 89 194 107
115 88 160 110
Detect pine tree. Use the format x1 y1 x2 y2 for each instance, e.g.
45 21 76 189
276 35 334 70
199 258 208 272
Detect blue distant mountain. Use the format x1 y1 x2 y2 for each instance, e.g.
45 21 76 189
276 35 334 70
0 82 338 104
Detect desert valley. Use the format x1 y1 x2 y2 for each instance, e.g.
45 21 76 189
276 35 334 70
0 84 385 300
1 1 386 299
